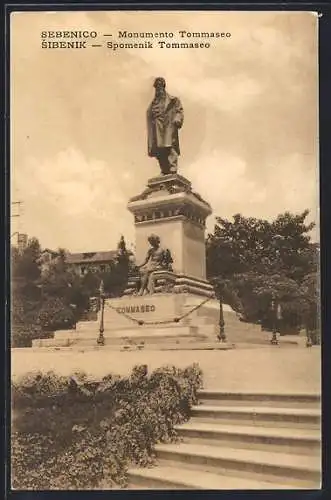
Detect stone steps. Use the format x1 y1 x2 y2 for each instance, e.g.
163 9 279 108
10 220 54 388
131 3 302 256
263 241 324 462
77 325 271 339
198 390 320 409
127 466 295 490
190 405 320 429
128 390 321 489
38 326 268 340
175 422 321 455
32 331 301 350
52 332 208 343
153 443 320 488
32 338 234 351
32 316 302 349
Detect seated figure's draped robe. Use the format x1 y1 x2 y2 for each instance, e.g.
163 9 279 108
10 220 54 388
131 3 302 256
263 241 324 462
140 246 166 275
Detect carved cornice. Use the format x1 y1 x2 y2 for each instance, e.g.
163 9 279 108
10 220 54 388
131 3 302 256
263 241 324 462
129 188 154 202
128 173 211 211
128 174 211 227
133 204 207 228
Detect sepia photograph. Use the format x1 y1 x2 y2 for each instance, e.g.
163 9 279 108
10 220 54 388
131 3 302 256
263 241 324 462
10 10 321 490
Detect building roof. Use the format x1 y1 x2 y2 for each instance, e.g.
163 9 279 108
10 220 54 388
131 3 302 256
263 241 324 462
41 248 60 257
65 251 118 265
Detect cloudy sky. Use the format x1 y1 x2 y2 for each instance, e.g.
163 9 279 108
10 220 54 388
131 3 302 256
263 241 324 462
11 11 319 252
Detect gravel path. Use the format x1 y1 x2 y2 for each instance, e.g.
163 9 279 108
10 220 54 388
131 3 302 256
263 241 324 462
11 346 321 394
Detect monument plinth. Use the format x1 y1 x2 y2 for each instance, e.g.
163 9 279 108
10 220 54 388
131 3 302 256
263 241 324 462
127 174 214 296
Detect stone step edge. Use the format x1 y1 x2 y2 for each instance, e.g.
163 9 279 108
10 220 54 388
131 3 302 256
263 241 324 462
175 422 321 442
154 443 321 475
191 405 320 418
31 341 235 351
197 390 321 402
28 343 234 352
55 334 221 342
127 465 295 490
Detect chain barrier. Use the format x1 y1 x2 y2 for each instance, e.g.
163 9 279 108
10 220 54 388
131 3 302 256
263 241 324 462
104 296 213 326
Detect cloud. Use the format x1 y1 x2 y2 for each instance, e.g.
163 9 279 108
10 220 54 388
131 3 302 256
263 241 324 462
12 148 137 251
266 153 318 217
185 150 317 239
14 148 128 218
10 11 318 249
185 151 263 209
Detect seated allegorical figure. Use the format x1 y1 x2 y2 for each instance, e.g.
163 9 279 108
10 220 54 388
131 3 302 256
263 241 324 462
137 234 173 295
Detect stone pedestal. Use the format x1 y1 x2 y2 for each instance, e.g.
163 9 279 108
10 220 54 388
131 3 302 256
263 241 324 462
101 293 218 332
32 173 236 350
127 174 214 296
32 293 228 348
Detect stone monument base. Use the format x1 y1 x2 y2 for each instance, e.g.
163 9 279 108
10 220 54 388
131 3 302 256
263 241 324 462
32 293 235 350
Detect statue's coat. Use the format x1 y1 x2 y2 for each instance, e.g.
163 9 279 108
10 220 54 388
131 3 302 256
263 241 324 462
147 93 184 157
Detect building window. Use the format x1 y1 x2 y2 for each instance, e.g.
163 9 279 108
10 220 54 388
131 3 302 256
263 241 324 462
100 265 105 272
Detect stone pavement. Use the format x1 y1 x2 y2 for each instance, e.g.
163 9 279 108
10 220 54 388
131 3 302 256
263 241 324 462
11 345 321 394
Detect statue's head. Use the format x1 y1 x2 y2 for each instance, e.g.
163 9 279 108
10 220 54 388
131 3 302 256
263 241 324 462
153 77 166 97
148 234 160 247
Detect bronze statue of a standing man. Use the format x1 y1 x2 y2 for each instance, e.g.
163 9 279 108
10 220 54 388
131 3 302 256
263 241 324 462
147 77 184 175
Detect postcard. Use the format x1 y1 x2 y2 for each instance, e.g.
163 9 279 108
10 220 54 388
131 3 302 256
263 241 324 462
10 10 320 490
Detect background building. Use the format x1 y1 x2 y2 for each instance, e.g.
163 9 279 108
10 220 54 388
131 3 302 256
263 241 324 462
17 233 28 253
39 248 62 276
66 251 118 276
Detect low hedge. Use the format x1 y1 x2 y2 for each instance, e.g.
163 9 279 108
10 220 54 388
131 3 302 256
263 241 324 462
11 323 54 348
11 363 203 490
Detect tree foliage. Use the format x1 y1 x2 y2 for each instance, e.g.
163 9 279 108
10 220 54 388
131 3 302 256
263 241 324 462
206 210 319 334
11 238 44 346
102 236 132 297
12 364 203 489
11 236 133 346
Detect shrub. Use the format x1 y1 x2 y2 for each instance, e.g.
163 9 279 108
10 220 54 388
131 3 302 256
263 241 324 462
11 324 55 348
11 363 203 490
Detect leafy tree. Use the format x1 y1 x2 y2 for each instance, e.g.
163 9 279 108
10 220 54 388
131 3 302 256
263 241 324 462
101 236 132 297
37 297 74 332
11 235 135 346
40 248 89 326
12 237 41 282
11 238 43 346
12 241 79 345
298 272 320 343
66 275 91 320
206 210 319 333
80 271 100 297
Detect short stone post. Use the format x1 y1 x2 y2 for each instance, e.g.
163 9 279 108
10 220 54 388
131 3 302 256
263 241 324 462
270 294 279 345
306 324 313 348
217 298 227 342
97 280 105 346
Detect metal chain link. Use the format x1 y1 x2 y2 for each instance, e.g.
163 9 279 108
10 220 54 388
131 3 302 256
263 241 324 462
104 296 213 326
105 302 142 325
